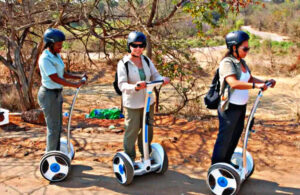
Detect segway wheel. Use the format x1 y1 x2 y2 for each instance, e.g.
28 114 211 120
40 151 71 182
231 147 254 179
207 163 240 195
71 150 75 160
112 153 134 185
151 143 168 174
246 163 255 179
158 150 168 174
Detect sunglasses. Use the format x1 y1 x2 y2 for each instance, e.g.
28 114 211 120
241 47 250 52
130 43 146 48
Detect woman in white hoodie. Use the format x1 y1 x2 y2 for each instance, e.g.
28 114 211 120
117 31 170 163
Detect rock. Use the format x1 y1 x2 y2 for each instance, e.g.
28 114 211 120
171 136 178 143
3 149 8 157
97 127 106 132
74 128 83 132
84 127 93 133
23 151 29 156
111 129 124 133
183 158 189 163
21 109 45 125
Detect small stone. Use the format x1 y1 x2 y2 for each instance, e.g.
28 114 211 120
24 151 29 156
111 129 124 133
183 158 189 163
171 137 178 143
97 127 106 132
3 149 8 157
74 128 83 132
84 127 93 133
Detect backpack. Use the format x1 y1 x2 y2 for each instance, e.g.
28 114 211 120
204 69 220 109
113 55 150 95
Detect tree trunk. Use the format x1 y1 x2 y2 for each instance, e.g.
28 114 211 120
146 35 152 59
14 54 36 111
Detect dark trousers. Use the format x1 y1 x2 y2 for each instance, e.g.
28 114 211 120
211 103 246 165
38 86 63 152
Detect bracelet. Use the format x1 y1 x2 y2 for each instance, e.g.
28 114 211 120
252 82 255 89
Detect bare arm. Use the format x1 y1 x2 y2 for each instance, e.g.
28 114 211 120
249 75 265 84
49 74 84 88
225 75 267 90
63 72 83 80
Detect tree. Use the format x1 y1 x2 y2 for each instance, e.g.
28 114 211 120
0 0 258 113
0 0 81 111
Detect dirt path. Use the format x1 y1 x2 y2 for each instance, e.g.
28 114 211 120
241 26 290 42
0 112 299 194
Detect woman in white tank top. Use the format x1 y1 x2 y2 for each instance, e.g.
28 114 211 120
211 31 276 166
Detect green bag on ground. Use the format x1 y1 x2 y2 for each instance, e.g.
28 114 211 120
88 108 122 119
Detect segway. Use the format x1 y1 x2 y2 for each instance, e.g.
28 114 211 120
206 82 273 195
40 77 86 182
112 80 168 185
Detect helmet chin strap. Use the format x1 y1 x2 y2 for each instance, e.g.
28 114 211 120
236 47 240 59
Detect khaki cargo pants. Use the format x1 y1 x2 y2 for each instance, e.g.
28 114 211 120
123 104 154 161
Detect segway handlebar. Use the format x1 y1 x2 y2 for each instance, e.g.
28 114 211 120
137 80 164 87
81 76 87 82
265 81 272 87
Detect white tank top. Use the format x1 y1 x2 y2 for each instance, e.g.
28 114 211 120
229 70 250 105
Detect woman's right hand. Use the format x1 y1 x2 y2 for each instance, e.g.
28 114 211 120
255 83 268 91
135 81 146 91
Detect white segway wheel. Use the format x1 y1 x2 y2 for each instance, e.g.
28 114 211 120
151 143 168 174
71 150 75 160
207 163 240 195
231 147 254 179
112 153 134 185
40 151 71 182
246 163 255 179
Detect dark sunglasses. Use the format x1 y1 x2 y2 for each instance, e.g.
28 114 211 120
130 43 146 48
241 47 250 52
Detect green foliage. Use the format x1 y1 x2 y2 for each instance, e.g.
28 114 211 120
182 0 227 35
63 42 71 50
249 33 262 51
261 40 295 55
235 19 244 30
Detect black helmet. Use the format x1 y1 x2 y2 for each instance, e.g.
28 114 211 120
127 31 147 52
43 28 66 44
225 31 249 49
